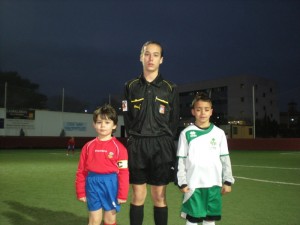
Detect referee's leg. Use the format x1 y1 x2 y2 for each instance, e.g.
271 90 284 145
130 184 147 225
151 185 168 225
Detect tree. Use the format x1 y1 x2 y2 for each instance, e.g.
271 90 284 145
0 71 47 109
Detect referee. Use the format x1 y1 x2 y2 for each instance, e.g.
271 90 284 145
123 41 180 225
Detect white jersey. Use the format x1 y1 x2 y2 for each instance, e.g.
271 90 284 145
177 123 234 188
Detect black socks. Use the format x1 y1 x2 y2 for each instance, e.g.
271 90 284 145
154 206 168 225
130 204 168 225
130 204 144 225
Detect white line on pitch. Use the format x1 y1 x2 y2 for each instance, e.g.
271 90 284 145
234 176 300 186
232 165 300 170
280 152 300 155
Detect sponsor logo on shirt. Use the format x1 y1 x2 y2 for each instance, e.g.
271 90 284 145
189 131 197 138
95 149 107 153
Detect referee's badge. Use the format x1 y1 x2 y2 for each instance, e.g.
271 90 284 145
159 104 165 114
122 100 128 111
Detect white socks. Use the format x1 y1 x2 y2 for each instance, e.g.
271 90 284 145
185 220 215 225
186 221 198 225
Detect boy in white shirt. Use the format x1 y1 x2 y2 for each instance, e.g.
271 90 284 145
176 92 235 225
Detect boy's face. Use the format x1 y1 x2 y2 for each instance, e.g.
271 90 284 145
191 100 213 127
140 44 163 73
93 115 117 140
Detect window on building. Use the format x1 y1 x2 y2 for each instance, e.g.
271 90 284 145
256 98 258 103
263 92 266 97
240 83 244 88
270 100 273 105
233 127 238 135
270 88 273 93
241 97 244 102
249 128 253 135
0 118 4 129
221 86 227 92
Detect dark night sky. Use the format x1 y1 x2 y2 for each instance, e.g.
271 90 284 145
1 0 300 111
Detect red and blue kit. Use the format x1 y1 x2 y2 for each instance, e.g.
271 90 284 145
75 137 129 201
67 138 75 149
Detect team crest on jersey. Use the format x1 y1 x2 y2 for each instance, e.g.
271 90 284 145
210 138 217 150
108 152 114 158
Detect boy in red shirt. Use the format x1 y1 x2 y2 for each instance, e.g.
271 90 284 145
75 104 129 225
66 137 75 155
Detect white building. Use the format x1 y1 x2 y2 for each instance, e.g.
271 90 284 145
0 108 125 137
178 75 279 125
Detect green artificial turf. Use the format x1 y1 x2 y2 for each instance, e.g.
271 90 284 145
0 149 300 225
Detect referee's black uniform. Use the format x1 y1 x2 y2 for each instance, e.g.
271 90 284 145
123 74 180 185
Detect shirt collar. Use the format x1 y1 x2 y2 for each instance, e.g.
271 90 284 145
140 73 163 87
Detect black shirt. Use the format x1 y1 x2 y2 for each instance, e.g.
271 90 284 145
124 74 179 137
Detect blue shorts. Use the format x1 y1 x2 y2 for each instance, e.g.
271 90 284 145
86 172 120 212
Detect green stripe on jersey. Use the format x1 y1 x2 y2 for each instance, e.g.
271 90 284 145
185 124 214 144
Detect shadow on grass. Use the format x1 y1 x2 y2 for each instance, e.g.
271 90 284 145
3 201 87 225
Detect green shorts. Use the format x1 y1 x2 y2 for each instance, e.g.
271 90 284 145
181 186 222 222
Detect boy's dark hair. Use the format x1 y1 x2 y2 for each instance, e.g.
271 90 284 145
141 40 164 57
191 92 212 108
93 104 118 125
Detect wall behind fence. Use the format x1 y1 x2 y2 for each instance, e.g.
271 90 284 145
0 137 128 149
228 138 300 151
0 137 299 150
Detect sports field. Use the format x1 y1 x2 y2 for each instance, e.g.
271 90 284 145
1 149 300 225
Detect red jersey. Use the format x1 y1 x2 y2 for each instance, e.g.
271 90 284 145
68 138 75 146
75 137 129 200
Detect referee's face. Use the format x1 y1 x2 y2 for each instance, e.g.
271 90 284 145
140 43 163 74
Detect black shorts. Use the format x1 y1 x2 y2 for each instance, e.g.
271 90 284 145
127 135 176 185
